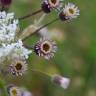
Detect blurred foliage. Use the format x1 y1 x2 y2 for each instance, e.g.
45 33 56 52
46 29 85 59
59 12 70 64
3 0 96 96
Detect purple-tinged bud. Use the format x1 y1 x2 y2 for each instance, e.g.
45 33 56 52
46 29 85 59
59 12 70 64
41 2 51 13
0 0 12 11
1 0 12 5
59 11 68 21
52 75 70 89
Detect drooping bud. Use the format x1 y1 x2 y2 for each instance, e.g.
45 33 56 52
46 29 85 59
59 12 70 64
52 75 70 89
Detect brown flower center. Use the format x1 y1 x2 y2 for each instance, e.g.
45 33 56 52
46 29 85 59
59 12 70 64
51 0 56 4
69 8 74 14
43 43 50 52
15 63 22 70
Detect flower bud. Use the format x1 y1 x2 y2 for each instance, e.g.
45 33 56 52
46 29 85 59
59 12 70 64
41 2 51 13
52 75 70 89
1 0 12 5
0 0 12 11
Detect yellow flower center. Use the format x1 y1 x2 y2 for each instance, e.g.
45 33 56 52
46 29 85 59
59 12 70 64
11 89 18 96
69 8 74 14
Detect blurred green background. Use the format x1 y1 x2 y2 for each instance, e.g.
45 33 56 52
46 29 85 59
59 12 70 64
5 0 96 96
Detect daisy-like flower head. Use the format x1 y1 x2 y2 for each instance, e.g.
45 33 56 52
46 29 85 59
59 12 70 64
34 38 57 60
48 0 62 8
7 85 22 96
59 3 80 21
9 58 27 76
41 0 63 13
52 75 70 89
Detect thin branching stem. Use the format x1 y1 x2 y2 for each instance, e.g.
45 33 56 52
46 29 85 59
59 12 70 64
23 43 34 49
19 9 43 20
22 18 59 41
31 69 51 78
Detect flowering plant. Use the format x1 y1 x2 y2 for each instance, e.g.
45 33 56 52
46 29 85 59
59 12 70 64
0 0 80 96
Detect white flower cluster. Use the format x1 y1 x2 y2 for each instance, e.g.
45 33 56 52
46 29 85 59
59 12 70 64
63 3 80 20
0 40 32 60
0 11 19 44
0 11 32 75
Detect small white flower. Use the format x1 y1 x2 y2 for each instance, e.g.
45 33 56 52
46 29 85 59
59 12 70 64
59 3 80 21
34 38 57 60
0 11 6 19
0 11 19 44
7 85 32 96
7 85 22 96
0 40 32 61
9 58 28 76
63 3 80 19
11 40 32 59
6 12 14 20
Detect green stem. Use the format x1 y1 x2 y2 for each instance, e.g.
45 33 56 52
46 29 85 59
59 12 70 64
0 78 8 96
31 69 51 79
22 18 59 41
34 14 46 26
19 9 43 20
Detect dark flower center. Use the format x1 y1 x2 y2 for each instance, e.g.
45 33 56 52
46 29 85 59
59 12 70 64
51 0 56 4
43 43 50 52
69 8 74 14
15 63 22 70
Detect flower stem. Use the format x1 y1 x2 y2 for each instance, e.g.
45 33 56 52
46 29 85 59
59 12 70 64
23 43 34 49
0 78 8 96
31 69 51 79
19 9 43 20
22 18 59 41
